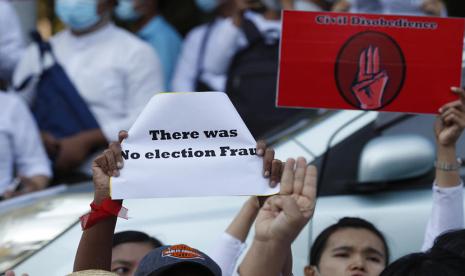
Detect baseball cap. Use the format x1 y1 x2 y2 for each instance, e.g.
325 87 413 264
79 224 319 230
134 244 221 276
67 270 117 275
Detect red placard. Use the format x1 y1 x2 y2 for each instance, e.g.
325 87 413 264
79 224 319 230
277 11 465 114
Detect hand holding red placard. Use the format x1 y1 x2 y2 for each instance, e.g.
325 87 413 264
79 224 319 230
352 46 389 109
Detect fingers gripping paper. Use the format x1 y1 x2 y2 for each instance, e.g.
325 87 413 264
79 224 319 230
110 92 279 199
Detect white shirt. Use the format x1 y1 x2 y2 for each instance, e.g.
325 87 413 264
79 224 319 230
421 182 464 251
13 23 164 142
171 18 226 92
0 0 24 81
172 12 281 93
0 92 52 195
205 11 281 92
348 0 447 16
208 232 247 276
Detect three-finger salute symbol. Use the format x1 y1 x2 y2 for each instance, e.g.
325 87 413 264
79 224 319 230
351 45 389 109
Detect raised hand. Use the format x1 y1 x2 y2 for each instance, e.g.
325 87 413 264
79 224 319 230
352 46 389 110
435 87 465 147
422 0 444 16
92 130 128 203
254 157 317 243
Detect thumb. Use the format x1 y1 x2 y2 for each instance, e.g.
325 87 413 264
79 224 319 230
5 271 16 276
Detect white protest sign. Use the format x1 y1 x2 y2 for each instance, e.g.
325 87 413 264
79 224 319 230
110 92 280 199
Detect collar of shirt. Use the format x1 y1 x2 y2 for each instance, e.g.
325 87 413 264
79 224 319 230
62 22 116 50
138 15 168 41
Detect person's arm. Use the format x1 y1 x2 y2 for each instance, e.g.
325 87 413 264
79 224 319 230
239 158 318 276
421 0 446 17
209 141 283 276
73 132 127 271
202 1 255 79
0 0 24 81
54 129 108 173
3 95 51 199
421 86 465 251
171 26 205 92
331 0 351 12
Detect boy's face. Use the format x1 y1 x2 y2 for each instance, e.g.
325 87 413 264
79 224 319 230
111 242 154 276
305 228 387 276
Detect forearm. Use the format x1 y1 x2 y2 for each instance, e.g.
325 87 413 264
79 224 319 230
239 240 290 276
435 145 461 187
74 216 116 271
73 196 117 272
28 175 49 190
422 144 463 251
81 129 108 150
281 248 293 276
226 197 260 242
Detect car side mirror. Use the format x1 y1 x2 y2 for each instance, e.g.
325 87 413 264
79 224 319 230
358 134 435 183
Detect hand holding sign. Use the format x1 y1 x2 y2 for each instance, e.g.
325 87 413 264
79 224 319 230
95 131 283 199
435 87 465 147
352 46 389 110
109 92 280 198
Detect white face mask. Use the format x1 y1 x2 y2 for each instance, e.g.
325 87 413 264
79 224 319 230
195 0 219 13
55 0 101 31
115 0 141 21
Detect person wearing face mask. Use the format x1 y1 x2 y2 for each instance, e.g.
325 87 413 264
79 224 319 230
114 0 182 90
0 0 24 88
331 0 446 16
171 0 236 92
13 0 163 180
171 0 322 92
194 0 286 93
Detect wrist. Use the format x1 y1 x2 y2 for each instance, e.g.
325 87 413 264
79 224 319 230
254 232 294 246
245 197 261 212
435 158 462 171
437 145 457 162
252 238 291 255
81 198 127 230
94 193 110 205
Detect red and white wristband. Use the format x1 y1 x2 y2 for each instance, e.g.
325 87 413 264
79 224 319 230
80 198 128 230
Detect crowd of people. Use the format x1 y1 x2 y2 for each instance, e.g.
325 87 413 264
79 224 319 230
1 0 465 275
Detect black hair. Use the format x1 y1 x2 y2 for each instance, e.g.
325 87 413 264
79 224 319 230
309 217 389 266
432 229 465 259
380 251 465 276
380 229 465 276
113 230 163 249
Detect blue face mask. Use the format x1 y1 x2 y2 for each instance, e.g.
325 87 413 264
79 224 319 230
115 0 141 21
55 0 101 31
195 0 219 13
